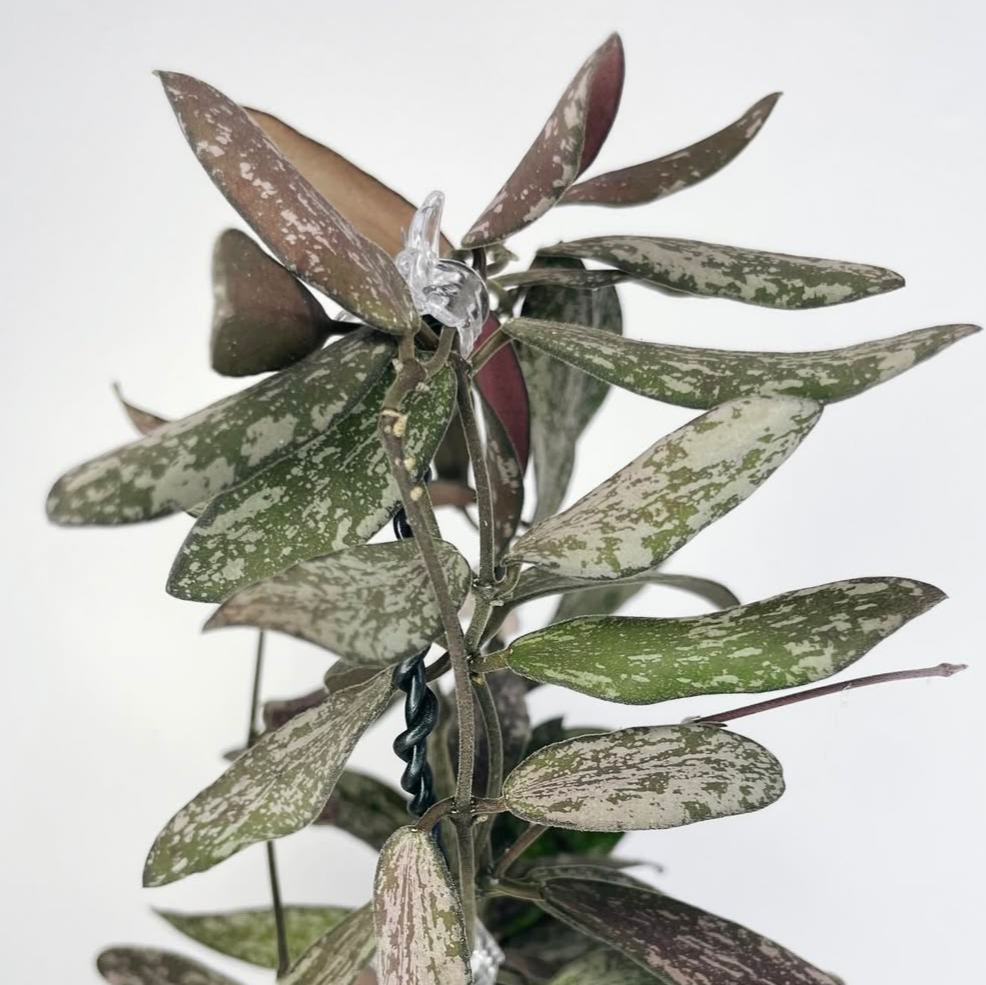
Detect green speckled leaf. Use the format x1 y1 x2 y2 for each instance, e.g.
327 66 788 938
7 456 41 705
503 725 783 831
562 92 781 207
316 769 409 849
526 862 652 892
156 906 349 969
281 904 376 985
546 948 654 985
497 268 630 291
48 331 391 525
205 540 471 665
144 669 393 886
168 365 456 601
97 948 242 985
507 396 821 580
507 317 979 409
374 827 471 985
502 577 944 703
539 236 903 308
539 879 842 985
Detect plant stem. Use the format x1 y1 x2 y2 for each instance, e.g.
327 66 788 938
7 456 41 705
693 663 967 725
473 673 504 872
493 824 548 879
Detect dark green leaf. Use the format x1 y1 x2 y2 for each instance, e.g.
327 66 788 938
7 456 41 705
316 769 409 850
497 268 630 290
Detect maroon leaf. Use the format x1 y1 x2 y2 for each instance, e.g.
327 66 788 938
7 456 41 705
475 316 530 472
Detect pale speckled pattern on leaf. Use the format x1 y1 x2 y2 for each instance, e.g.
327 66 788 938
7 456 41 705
507 317 979 409
503 724 783 831
504 577 944 703
281 904 376 985
167 365 456 601
143 669 393 886
97 948 243 985
539 236 903 308
496 268 630 291
374 827 472 985
49 331 392 525
205 540 471 665
507 396 821 580
545 948 655 985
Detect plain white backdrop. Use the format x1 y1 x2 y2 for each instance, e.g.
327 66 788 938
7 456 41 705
3 0 984 981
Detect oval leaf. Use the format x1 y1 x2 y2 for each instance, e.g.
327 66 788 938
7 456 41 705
562 92 782 207
506 396 821 580
48 331 392 525
481 391 526 558
97 948 242 985
144 669 393 886
503 724 783 831
281 904 376 985
156 72 418 333
539 236 903 308
546 948 655 985
374 827 471 985
476 315 531 472
462 34 624 247
507 317 979 409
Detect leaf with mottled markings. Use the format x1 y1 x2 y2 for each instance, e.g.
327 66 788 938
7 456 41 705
205 540 471 665
281 904 376 985
546 948 655 985
496 268 630 291
539 236 903 308
538 879 843 985
49 331 391 525
502 724 783 831
507 317 979 409
526 862 653 892
374 827 471 985
167 364 456 601
144 669 393 886
481 392 526 557
315 769 409 849
157 73 419 333
96 948 243 985
462 34 624 247
562 92 782 207
507 396 821 580
476 315 531 473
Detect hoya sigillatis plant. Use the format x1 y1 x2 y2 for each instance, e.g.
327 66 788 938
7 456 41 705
48 32 975 985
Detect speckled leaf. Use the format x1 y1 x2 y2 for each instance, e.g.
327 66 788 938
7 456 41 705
48 331 392 525
546 948 655 985
526 862 652 892
506 396 821 580
562 93 781 207
462 34 624 247
501 577 944 703
481 392 526 557
156 906 349 969
374 827 471 985
205 540 471 665
157 72 418 333
167 365 456 601
496 268 630 291
539 236 903 308
96 948 242 985
539 879 842 985
507 317 979 409
316 770 409 848
281 904 376 985
502 724 783 831
144 669 393 886
113 383 168 435
263 688 325 730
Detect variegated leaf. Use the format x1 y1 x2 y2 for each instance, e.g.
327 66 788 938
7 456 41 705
48 331 391 525
507 317 979 409
281 904 376 985
506 396 821 579
144 669 393 886
500 577 944 703
96 948 242 985
481 391 526 557
113 383 168 435
539 879 842 985
316 770 409 848
526 862 653 892
157 73 418 333
562 92 782 207
496 268 630 291
502 724 783 831
546 948 655 985
462 34 624 247
476 315 531 472
539 236 903 308
167 365 456 601
374 827 471 985
205 540 471 665
156 906 349 970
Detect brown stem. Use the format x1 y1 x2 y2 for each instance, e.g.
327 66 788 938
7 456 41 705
493 824 548 879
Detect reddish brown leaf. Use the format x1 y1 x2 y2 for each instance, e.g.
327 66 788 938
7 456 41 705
475 316 530 471
112 383 168 435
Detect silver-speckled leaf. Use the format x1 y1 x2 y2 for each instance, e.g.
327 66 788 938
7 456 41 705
205 540 471 665
97 948 242 985
281 904 376 985
562 93 781 207
167 365 456 601
507 317 979 409
144 669 393 886
546 948 655 985
539 236 903 308
156 73 418 333
462 34 624 247
316 769 409 849
374 827 471 985
496 268 630 291
501 577 944 703
502 724 783 831
539 879 842 985
156 906 349 969
48 331 391 525
506 396 821 579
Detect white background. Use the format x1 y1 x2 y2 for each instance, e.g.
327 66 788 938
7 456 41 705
3 1 984 981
